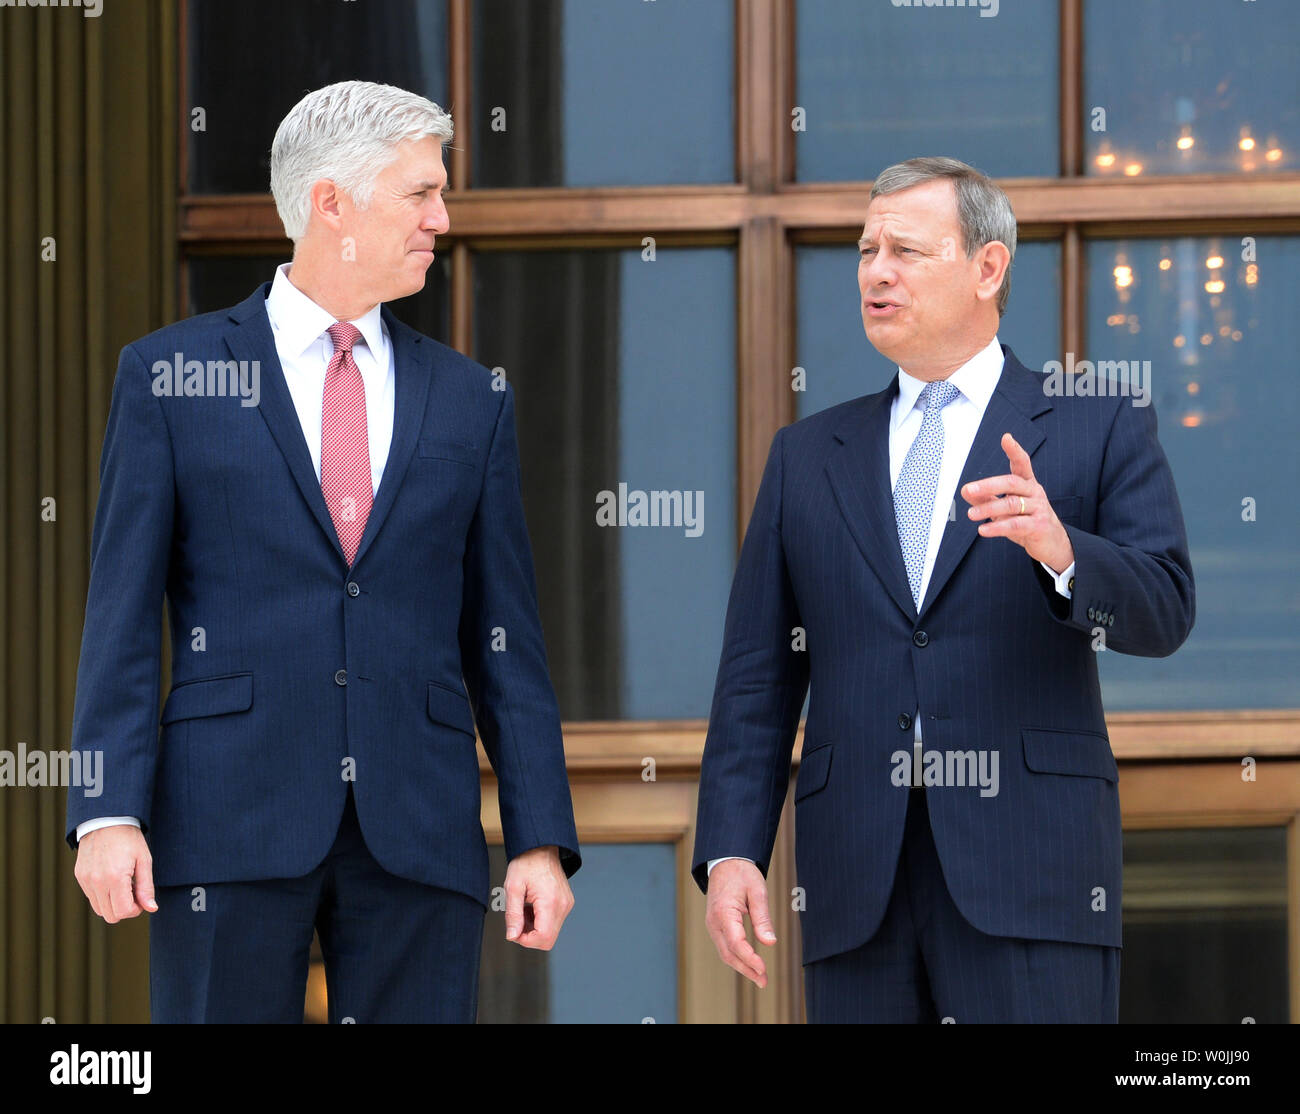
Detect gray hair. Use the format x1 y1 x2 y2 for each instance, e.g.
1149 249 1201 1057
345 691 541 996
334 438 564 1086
270 80 454 242
869 157 1017 316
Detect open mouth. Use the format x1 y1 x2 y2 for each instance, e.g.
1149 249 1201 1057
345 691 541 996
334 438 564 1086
866 300 901 316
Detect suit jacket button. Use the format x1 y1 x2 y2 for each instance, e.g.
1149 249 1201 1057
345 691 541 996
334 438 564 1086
1107 615 1115 627
898 712 912 731
912 630 929 648
334 669 348 687
1087 607 1096 621
346 581 360 597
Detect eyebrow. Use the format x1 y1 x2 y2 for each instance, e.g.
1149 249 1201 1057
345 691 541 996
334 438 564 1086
857 232 924 249
409 180 447 192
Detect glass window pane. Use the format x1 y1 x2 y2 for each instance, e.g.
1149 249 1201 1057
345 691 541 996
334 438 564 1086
187 254 450 344
1085 0 1300 176
474 247 736 720
471 0 734 187
795 0 1059 181
1087 236 1300 709
795 240 1060 418
478 843 678 1023
186 0 448 194
1121 827 1289 1023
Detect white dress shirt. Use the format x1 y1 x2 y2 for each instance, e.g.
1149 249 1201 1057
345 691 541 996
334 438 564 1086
76 264 395 844
708 336 1076 873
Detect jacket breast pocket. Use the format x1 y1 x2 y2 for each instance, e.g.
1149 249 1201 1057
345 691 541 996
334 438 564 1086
417 437 477 468
427 681 477 739
1021 727 1117 783
795 741 833 802
1049 494 1082 526
161 672 253 724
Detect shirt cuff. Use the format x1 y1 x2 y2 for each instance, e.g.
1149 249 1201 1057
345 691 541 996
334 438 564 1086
1039 559 1076 598
707 856 755 875
75 816 142 843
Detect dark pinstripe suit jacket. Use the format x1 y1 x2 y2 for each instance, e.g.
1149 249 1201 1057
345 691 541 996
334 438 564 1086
692 345 1194 965
65 283 580 904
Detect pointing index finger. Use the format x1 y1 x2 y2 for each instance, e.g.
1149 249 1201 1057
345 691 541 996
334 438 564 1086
1002 432 1035 481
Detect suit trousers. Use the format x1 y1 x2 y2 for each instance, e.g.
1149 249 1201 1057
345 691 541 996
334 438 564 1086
149 786 486 1023
803 786 1120 1023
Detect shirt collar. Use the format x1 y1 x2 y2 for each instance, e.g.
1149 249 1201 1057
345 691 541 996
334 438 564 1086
892 335 1004 430
266 261 386 360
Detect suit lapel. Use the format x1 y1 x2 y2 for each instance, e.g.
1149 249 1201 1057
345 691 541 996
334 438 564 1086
349 307 433 570
825 382 918 624
919 346 1051 618
823 346 1053 624
225 283 347 564
223 286 435 571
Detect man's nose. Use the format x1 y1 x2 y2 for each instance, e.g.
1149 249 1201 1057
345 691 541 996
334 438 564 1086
425 197 450 236
862 254 895 289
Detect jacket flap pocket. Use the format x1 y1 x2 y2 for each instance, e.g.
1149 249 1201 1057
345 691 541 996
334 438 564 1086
418 437 476 466
795 741 833 801
162 672 253 725
1049 495 1082 525
427 681 476 738
1021 728 1117 782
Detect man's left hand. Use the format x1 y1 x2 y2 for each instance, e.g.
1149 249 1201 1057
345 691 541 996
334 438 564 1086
503 845 574 950
962 433 1074 574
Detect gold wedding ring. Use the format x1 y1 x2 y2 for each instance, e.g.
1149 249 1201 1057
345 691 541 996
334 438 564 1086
1019 496 1026 515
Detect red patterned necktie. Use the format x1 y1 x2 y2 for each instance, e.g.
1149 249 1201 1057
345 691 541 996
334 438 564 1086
320 322 371 566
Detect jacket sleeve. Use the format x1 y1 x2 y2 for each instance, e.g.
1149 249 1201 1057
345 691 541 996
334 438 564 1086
1036 395 1195 657
692 427 809 893
457 382 581 876
65 345 175 849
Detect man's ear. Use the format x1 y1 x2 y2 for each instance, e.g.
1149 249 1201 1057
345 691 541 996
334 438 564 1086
306 178 345 234
975 241 1011 305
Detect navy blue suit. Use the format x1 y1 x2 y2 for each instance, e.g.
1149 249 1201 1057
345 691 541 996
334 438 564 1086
692 346 1194 1019
66 283 580 1020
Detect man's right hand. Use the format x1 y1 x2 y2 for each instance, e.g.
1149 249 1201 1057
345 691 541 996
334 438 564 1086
704 859 777 988
74 826 158 923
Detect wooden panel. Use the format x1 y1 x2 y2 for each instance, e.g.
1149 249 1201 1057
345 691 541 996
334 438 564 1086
1 1 176 1025
475 709 1300 778
181 175 1300 242
448 0 471 192
736 216 793 542
1059 0 1082 178
480 776 741 1023
1119 761 1300 827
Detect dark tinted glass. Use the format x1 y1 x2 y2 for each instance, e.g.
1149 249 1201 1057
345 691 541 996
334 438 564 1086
1087 236 1300 709
474 247 736 720
186 0 448 194
795 0 1058 181
1085 0 1299 176
471 0 734 187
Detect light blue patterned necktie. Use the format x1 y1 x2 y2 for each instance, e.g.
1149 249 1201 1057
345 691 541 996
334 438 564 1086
893 380 961 609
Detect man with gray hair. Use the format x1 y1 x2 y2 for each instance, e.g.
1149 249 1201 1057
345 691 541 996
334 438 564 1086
694 157 1193 1022
66 80 580 1022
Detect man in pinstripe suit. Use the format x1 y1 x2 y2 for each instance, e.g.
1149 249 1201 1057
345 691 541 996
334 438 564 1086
692 157 1194 1022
